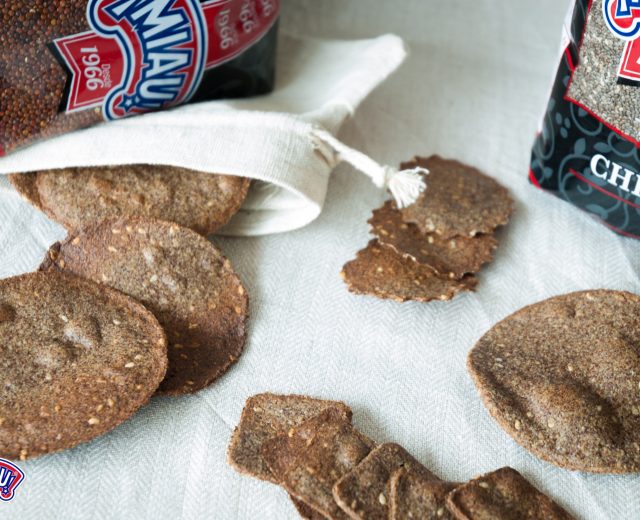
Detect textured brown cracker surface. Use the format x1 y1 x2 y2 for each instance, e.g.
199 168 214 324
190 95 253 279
34 165 250 235
40 218 248 395
228 393 352 483
446 467 574 520
389 468 458 520
341 240 477 303
333 442 439 520
400 156 513 238
263 409 375 520
0 271 167 460
370 201 497 278
8 173 43 210
468 290 640 473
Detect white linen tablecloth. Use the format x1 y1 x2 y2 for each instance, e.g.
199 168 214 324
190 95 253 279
1 1 639 518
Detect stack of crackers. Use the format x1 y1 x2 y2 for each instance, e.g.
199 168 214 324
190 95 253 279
228 393 575 519
342 156 514 303
1 165 251 459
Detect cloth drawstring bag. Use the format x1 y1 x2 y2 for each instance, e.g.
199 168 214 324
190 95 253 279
0 33 426 236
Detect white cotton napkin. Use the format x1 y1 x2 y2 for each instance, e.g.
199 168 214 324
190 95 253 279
0 33 412 236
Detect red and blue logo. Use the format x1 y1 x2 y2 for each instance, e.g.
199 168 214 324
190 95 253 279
604 0 640 38
0 459 24 502
89 0 207 120
603 0 640 82
51 0 279 119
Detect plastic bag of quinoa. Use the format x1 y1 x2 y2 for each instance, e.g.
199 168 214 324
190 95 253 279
0 0 279 156
530 0 640 239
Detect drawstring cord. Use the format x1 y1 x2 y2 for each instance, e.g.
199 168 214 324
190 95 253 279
311 126 427 208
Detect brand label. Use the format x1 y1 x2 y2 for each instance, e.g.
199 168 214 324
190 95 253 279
51 0 279 119
588 154 640 198
0 459 25 502
603 0 640 82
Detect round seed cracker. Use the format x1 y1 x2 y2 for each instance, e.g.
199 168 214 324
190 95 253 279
400 156 514 238
446 467 574 519
0 272 167 460
369 201 497 278
34 165 250 235
8 173 43 210
341 240 477 303
468 290 640 474
40 218 248 396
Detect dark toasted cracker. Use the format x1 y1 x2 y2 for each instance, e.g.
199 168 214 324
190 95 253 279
468 290 640 473
40 217 248 396
34 165 250 235
400 156 514 238
8 173 43 210
260 408 358 482
228 393 352 483
292 497 328 520
263 409 376 520
341 240 477 303
389 468 458 520
333 442 439 520
369 201 497 278
0 271 167 460
446 467 575 520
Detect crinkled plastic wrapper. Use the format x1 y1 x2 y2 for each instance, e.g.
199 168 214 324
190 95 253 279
530 0 640 239
0 0 279 156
